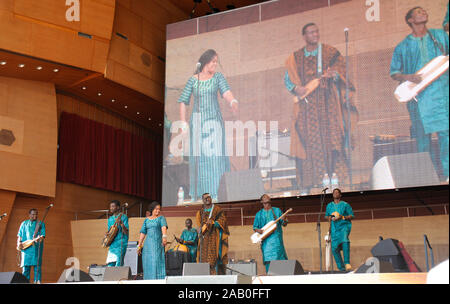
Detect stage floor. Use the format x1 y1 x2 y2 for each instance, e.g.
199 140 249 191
56 272 428 284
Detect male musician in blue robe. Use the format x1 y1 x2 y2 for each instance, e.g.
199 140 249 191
325 188 354 272
253 194 288 273
175 218 198 262
105 200 129 267
390 6 449 182
17 208 46 283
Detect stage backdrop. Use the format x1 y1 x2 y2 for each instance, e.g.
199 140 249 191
162 0 449 206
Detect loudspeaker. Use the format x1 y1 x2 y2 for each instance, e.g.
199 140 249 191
268 260 304 276
371 152 440 190
218 169 264 202
0 272 29 284
182 263 210 276
57 269 94 283
124 241 142 275
370 238 409 272
103 266 132 281
88 265 107 281
226 262 257 276
355 259 396 273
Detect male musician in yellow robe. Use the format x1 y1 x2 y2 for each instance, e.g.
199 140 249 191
196 193 229 275
284 23 358 194
390 7 449 182
253 194 288 273
17 209 45 283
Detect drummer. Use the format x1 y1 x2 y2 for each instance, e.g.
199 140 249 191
253 194 288 273
175 218 198 262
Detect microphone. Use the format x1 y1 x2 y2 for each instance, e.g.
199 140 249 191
124 203 129 208
344 28 349 42
195 62 201 73
0 213 7 219
322 187 329 192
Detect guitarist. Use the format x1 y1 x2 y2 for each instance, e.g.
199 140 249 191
105 200 129 267
196 193 229 275
17 208 45 283
284 23 358 195
390 6 449 183
253 194 288 274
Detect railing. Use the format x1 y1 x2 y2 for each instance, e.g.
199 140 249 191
74 203 448 225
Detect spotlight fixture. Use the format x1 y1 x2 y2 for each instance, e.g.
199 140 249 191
97 92 102 96
53 68 59 72
137 112 140 115
148 118 151 121
0 61 7 65
36 66 43 70
111 99 115 103
82 86 87 90
124 105 128 109
18 64 25 68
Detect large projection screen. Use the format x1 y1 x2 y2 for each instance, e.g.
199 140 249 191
162 0 449 206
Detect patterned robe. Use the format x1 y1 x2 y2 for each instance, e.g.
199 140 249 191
196 204 229 275
285 44 358 190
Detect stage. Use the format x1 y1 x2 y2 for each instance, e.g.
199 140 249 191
56 272 428 284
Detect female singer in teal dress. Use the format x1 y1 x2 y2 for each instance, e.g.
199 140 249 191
137 202 168 280
178 49 239 202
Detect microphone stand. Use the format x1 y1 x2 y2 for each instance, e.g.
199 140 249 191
316 189 327 274
344 29 352 189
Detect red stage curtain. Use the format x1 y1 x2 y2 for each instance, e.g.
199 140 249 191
57 112 162 200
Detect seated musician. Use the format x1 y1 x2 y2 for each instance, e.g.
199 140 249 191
253 194 288 274
175 218 198 262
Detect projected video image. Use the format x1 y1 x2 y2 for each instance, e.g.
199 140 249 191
162 0 449 206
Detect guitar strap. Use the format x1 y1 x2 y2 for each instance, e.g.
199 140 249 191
427 30 447 56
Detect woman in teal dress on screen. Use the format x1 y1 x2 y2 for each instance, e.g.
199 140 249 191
137 202 168 280
178 49 239 202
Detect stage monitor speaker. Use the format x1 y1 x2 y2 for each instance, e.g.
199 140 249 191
124 241 142 275
371 152 440 190
103 266 132 281
88 265 107 281
0 272 29 284
182 263 210 276
226 262 257 276
268 260 304 276
218 169 264 202
370 238 409 272
57 269 94 283
355 259 396 273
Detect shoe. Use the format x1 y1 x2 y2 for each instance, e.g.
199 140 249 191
345 264 352 271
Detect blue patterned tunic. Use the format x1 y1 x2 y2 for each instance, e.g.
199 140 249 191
253 207 288 265
17 220 45 267
178 72 231 200
106 214 129 266
180 228 198 262
325 201 354 250
140 216 168 280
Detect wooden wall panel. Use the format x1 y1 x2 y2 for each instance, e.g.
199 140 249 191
0 77 57 197
0 0 115 73
105 1 188 102
0 190 16 248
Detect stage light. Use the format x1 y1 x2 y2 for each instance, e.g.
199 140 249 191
18 64 25 68
148 118 151 121
97 92 102 96
36 66 43 70
0 61 7 65
82 86 87 90
124 105 128 109
111 99 115 103
137 112 140 115
53 68 59 72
